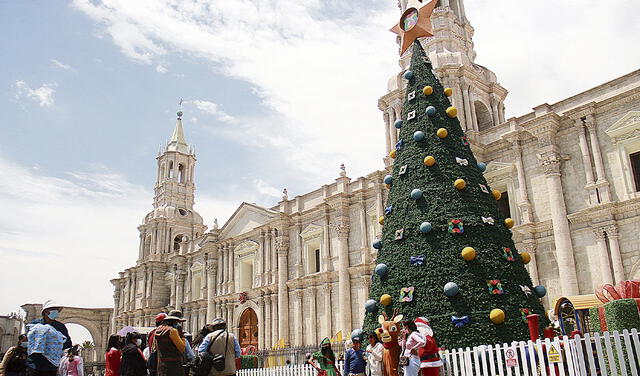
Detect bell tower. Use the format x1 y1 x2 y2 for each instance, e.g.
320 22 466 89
380 0 508 165
136 108 206 263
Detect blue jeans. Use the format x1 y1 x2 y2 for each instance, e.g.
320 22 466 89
403 355 421 376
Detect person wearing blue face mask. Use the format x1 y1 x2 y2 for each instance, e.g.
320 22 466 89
0 334 28 376
25 300 72 376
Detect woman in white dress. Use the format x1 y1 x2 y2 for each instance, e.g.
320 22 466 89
365 332 384 376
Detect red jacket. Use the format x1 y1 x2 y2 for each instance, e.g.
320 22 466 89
105 348 121 376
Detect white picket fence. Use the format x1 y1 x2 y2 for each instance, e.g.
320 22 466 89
239 329 640 376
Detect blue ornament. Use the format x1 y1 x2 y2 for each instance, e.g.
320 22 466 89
365 299 377 313
403 70 414 80
444 282 460 297
375 263 388 277
394 120 403 129
396 139 404 151
477 162 487 172
410 189 423 200
383 174 393 185
413 131 425 141
420 222 432 233
426 106 436 117
384 205 393 215
372 239 382 249
533 285 547 298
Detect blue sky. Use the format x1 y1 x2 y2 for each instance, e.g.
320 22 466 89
1 0 639 341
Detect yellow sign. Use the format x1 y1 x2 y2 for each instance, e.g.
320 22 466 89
335 330 343 343
547 343 561 363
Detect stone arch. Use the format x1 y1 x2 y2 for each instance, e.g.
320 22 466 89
237 308 258 349
232 300 261 344
474 100 493 131
21 304 111 362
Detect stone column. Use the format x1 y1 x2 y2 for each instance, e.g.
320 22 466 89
606 225 625 283
388 108 397 147
309 286 318 345
206 259 218 322
175 270 185 311
593 228 613 285
186 264 193 302
383 111 392 156
374 184 384 238
264 295 272 348
295 223 304 278
322 208 333 272
575 119 595 185
585 115 611 202
257 297 265 349
359 197 370 265
534 126 579 295
490 97 500 127
265 231 272 284
270 294 278 346
228 244 235 293
469 90 478 129
334 221 352 336
294 290 304 346
461 82 474 131
227 301 234 330
276 235 290 345
524 241 540 285
452 81 466 130
138 232 144 261
323 284 332 339
271 230 278 285
508 136 533 223
170 274 176 307
259 231 266 285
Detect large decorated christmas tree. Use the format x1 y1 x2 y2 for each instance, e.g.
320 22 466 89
362 39 547 349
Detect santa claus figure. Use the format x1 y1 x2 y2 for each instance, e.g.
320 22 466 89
414 317 443 376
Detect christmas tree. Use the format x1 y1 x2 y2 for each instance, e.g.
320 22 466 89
362 41 547 349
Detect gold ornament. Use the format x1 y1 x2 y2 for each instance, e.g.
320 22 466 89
504 218 515 229
444 87 453 96
446 107 458 118
436 128 448 139
423 156 436 166
378 216 385 225
380 294 392 306
390 150 397 159
520 251 531 264
492 190 502 201
385 184 391 190
490 309 505 324
422 86 433 95
454 179 466 190
461 247 476 261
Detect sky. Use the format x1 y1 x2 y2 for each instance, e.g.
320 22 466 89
1 0 639 341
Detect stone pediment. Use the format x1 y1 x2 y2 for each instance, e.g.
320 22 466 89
300 223 323 241
219 202 278 239
606 111 640 141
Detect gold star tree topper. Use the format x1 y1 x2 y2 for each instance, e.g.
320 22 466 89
390 0 439 55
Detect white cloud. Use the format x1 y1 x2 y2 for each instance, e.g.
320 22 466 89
254 179 283 199
14 80 56 107
50 59 72 70
156 64 168 73
191 99 236 123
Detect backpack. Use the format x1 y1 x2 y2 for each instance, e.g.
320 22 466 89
192 331 228 376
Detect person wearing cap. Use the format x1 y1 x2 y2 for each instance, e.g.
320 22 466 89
143 313 167 376
307 338 340 376
165 310 195 363
197 318 241 376
25 300 72 376
343 334 366 376
154 313 186 376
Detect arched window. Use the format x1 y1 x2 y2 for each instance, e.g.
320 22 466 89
178 164 185 183
173 235 184 252
168 161 174 178
475 101 493 131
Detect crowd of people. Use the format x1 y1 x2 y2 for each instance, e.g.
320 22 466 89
0 301 241 376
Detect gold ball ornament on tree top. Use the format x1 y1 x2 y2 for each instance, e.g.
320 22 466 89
490 309 505 324
446 107 458 118
390 150 397 159
520 251 531 264
454 179 466 190
504 218 515 229
423 156 436 166
461 247 476 261
380 294 392 306
492 189 502 200
422 86 433 95
444 87 453 96
436 128 448 139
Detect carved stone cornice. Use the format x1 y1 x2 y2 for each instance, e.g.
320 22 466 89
331 222 350 239
592 227 607 240
539 151 562 175
275 235 290 254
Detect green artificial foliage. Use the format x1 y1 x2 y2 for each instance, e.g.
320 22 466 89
362 41 547 350
589 306 603 333
604 299 640 332
240 355 259 369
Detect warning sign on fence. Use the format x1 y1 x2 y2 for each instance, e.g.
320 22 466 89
547 343 561 363
505 347 518 367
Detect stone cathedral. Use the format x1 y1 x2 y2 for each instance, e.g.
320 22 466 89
111 0 640 350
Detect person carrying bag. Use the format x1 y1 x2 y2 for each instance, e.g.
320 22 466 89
196 319 240 376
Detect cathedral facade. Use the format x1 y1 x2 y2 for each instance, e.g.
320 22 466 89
110 0 640 349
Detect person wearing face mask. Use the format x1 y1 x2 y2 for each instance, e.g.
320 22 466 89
0 334 28 376
119 333 146 376
26 300 72 376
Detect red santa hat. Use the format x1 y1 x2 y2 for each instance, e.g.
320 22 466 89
415 317 433 337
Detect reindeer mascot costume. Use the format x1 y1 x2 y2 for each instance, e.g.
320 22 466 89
374 311 403 376
414 317 442 376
